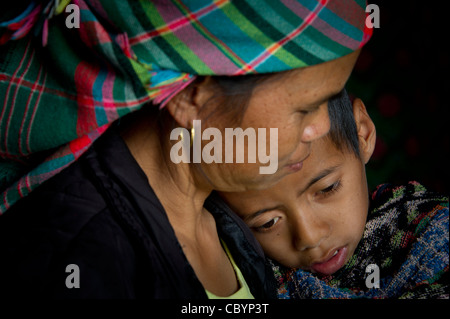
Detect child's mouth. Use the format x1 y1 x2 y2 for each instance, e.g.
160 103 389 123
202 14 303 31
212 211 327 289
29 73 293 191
310 246 348 275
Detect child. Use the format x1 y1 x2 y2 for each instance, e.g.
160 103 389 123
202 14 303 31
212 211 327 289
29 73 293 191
219 90 449 299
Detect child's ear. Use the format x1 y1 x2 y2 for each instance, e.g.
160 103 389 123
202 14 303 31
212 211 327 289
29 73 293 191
353 98 376 164
165 77 214 128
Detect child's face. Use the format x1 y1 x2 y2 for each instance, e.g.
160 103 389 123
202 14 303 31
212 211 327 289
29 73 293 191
220 99 374 275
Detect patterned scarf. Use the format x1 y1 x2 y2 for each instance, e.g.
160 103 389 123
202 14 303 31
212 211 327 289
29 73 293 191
0 0 372 213
273 181 449 299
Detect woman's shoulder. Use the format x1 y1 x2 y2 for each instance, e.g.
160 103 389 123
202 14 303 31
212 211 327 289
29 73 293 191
0 124 151 241
0 139 141 298
1 151 109 227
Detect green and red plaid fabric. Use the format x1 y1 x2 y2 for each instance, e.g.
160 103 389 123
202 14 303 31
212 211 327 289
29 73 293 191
0 0 372 214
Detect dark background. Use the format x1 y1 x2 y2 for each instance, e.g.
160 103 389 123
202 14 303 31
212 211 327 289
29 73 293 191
346 0 449 194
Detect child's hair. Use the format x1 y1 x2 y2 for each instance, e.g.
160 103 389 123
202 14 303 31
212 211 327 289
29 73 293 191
327 89 360 158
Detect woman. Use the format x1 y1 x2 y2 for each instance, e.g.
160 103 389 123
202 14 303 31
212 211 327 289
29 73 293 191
0 0 371 298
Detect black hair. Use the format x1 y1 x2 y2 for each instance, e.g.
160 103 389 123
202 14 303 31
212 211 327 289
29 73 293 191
327 89 360 158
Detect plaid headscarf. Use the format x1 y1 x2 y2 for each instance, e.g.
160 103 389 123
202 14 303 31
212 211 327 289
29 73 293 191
0 0 372 214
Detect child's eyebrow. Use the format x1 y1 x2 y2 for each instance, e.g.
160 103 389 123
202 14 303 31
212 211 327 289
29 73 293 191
297 165 341 197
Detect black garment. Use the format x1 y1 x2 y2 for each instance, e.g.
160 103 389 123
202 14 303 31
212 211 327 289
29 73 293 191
0 125 276 299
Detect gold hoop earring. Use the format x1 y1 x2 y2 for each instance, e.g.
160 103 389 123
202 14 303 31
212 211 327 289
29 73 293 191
190 126 195 147
180 129 185 142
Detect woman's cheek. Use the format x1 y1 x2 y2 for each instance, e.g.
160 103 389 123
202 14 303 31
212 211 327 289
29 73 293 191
277 126 303 161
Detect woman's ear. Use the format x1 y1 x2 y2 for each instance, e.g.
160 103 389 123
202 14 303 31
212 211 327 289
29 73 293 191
353 98 376 164
165 76 214 128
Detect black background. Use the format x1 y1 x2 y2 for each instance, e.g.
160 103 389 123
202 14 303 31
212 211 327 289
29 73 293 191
347 0 449 194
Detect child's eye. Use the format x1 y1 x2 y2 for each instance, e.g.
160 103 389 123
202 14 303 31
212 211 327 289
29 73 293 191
317 180 342 198
254 217 280 232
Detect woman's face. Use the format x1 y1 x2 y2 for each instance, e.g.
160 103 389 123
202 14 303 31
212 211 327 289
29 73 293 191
198 50 361 192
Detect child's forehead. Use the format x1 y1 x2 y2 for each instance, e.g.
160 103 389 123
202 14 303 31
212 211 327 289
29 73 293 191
310 135 350 162
252 138 348 195
293 136 355 180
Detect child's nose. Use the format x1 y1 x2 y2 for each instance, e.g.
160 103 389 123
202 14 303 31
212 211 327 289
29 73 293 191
292 210 331 252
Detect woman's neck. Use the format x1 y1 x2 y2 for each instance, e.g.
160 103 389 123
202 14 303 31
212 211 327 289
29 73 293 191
120 112 240 297
120 114 213 235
